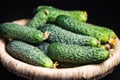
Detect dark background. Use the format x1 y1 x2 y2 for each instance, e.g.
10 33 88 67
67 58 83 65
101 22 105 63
0 0 120 80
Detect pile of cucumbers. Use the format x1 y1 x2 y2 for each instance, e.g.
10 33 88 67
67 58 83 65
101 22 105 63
0 5 116 68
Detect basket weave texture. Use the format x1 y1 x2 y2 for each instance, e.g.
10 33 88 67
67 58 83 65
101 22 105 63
0 20 120 80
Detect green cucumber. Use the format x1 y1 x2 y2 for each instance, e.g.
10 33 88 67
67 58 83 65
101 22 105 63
38 42 50 54
27 7 49 29
55 15 116 43
89 24 116 42
0 22 45 44
39 24 98 46
27 5 87 29
48 43 109 65
7 40 53 68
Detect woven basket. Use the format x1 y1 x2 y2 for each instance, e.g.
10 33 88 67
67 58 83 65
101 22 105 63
0 19 120 80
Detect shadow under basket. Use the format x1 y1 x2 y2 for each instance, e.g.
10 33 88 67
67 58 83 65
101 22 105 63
0 37 120 80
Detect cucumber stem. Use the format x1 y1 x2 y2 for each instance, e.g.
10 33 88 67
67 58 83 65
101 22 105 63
108 37 116 46
44 9 49 15
53 61 59 69
84 11 88 17
43 31 51 40
98 39 101 47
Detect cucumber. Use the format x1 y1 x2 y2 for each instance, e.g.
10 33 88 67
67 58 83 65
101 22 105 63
48 43 109 65
38 42 50 54
27 7 49 29
37 43 79 68
39 24 98 46
27 5 87 29
7 40 53 68
89 24 116 43
55 15 116 43
0 22 45 44
96 27 116 45
96 27 116 39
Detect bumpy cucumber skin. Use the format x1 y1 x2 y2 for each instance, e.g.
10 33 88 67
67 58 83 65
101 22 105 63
27 7 49 29
48 43 109 65
27 5 87 29
35 6 87 22
39 24 98 46
55 15 116 43
88 23 116 39
38 42 50 54
0 23 44 44
97 27 116 39
7 40 53 68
